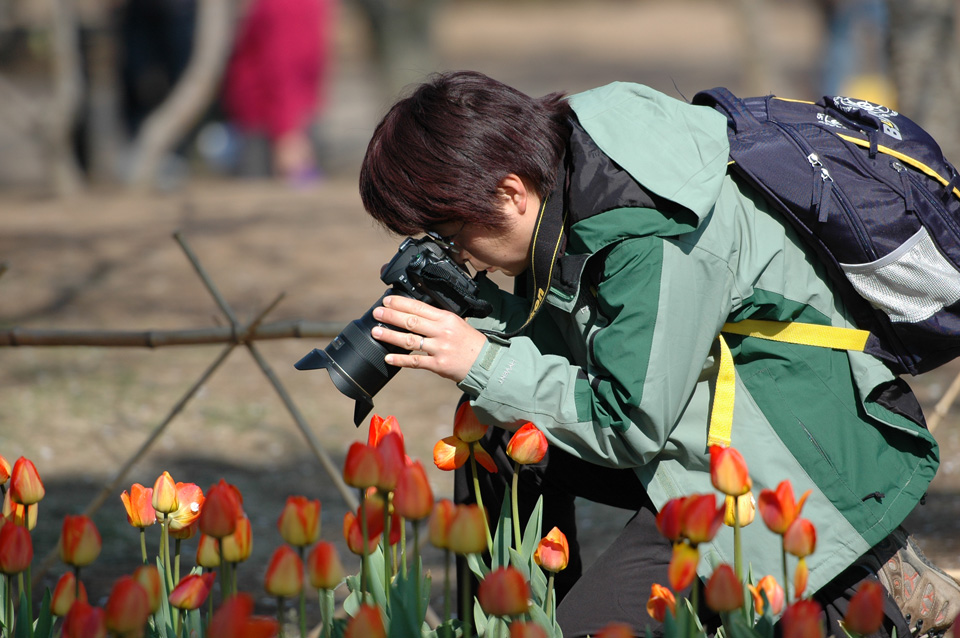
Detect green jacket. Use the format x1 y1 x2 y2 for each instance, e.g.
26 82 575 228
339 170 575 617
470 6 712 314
459 82 938 596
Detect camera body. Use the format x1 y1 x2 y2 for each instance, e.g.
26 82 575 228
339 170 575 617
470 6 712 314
295 236 492 425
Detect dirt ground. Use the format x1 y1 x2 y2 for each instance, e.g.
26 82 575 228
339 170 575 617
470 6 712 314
1 0 959 632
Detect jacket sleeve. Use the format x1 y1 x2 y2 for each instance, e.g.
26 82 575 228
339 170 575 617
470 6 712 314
459 233 737 468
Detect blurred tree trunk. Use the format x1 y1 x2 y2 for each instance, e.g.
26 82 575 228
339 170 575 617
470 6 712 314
45 0 84 197
126 0 233 190
885 0 960 161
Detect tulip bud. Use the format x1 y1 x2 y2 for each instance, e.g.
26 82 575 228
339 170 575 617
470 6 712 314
393 461 434 521
151 471 179 515
199 480 243 539
169 572 216 610
668 541 699 592
3 493 37 530
428 499 456 550
680 493 725 545
343 442 381 489
133 565 162 614
756 575 785 616
781 599 825 638
375 431 406 491
221 515 253 563
533 527 569 573
196 534 221 568
207 593 279 638
265 545 304 598
705 564 744 612
433 437 469 472
453 402 488 443
505 422 548 465
9 457 44 505
307 541 346 590
758 481 811 535
168 483 204 540
709 445 752 496
344 603 386 638
0 523 32 575
646 583 677 623
724 493 756 528
655 497 686 543
0 455 9 485
447 504 488 555
343 510 379 555
478 567 531 617
844 580 885 636
51 571 88 617
120 484 156 529
794 557 810 599
277 496 321 547
59 515 102 568
104 576 151 636
367 414 403 448
509 620 549 638
62 601 106 638
783 518 817 558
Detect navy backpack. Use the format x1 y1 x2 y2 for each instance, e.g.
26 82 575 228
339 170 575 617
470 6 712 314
694 87 960 376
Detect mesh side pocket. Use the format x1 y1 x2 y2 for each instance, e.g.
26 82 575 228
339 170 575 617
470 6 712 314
840 226 960 323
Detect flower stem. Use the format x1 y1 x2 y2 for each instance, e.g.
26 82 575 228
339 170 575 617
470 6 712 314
321 588 334 638
545 573 555 623
511 461 522 553
782 547 790 602
298 548 307 638
690 577 700 638
443 548 451 623
469 449 493 553
140 528 148 565
5 574 12 638
733 496 743 582
383 492 392 605
461 575 472 638
412 521 422 625
174 538 182 586
360 498 369 601
276 597 286 638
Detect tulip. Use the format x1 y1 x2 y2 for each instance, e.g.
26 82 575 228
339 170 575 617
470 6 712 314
752 575 785 616
394 460 434 520
51 571 88 617
844 580 885 635
343 442 381 489
783 518 816 558
510 620 549 638
758 481 811 535
120 484 156 529
104 576 151 635
151 471 179 515
221 515 253 563
447 504 488 555
646 583 677 622
62 601 107 638
453 402 488 443
668 541 699 592
343 511 380 555
0 455 9 485
0 523 32 574
781 599 825 638
168 482 204 540
199 480 243 538
705 564 744 612
344 603 386 638
594 622 635 638
433 436 470 471
367 414 402 448
375 431 406 491
478 567 531 617
277 496 321 547
2 493 37 530
133 565 162 614
169 572 216 610
207 593 279 638
264 545 304 598
534 526 569 573
208 593 277 638
724 493 756 527
795 557 811 598
196 533 220 568
428 498 456 549
710 445 752 496
656 497 686 543
59 515 102 568
307 541 346 590
505 422 548 465
9 457 44 505
681 493 725 545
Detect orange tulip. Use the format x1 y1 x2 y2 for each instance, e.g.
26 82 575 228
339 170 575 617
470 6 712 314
783 518 817 558
133 565 162 614
752 575 785 616
168 482 205 540
168 572 216 610
447 504 488 555
656 497 686 543
51 571 88 617
668 541 699 592
151 471 179 515
453 402 488 443
2 493 37 530
794 557 810 599
343 511 380 555
307 541 346 590
478 566 531 617
433 436 469 471
196 534 221 568
344 603 386 638
594 622 635 638
724 493 756 527
0 523 32 574
709 445 752 496
509 620 549 638
59 514 102 568
844 580 885 635
264 545 304 598
758 481 811 535
199 479 243 539
505 422 548 465
646 583 677 622
9 457 44 505
781 599 825 638
120 484 156 529
705 564 744 612
277 496 321 547
0 455 9 485
394 460 434 520
343 442 381 489
104 576 151 635
367 414 403 448
62 601 106 638
207 593 279 638
428 499 456 549
221 515 253 563
681 493 725 545
534 526 569 573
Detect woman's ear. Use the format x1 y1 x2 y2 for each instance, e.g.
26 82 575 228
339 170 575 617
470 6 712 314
497 173 529 214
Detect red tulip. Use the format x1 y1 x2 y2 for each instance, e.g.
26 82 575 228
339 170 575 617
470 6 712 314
344 603 386 638
478 567 531 617
120 484 156 529
307 541 346 590
207 593 279 638
783 518 817 558
264 545 304 598
668 541 699 592
2 493 37 530
752 575 785 616
447 504 488 555
394 461 434 520
367 414 402 448
343 511 380 555
133 565 162 614
9 457 44 505
343 442 381 489
758 481 811 535
705 564 744 612
375 431 407 491
510 620 549 638
781 599 825 638
168 482 205 540
534 526 569 573
453 402 488 443
59 515 102 567
196 534 221 568
844 580 886 635
0 455 9 485
646 583 677 622
681 494 725 545
656 497 686 543
199 479 243 538
594 622 635 638
506 422 548 465
151 471 179 515
62 601 106 638
104 576 151 635
277 496 321 547
221 515 253 563
433 436 469 471
709 445 752 496
0 523 32 574
428 499 456 549
168 572 216 610
51 571 88 617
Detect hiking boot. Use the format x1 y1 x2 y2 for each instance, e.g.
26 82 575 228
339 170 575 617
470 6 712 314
874 527 960 637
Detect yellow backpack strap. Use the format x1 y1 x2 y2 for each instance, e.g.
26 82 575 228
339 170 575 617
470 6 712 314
707 320 870 447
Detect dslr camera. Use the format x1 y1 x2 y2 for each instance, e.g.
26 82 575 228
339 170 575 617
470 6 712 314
295 236 492 425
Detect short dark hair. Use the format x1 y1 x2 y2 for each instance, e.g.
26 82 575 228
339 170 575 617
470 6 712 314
359 71 572 235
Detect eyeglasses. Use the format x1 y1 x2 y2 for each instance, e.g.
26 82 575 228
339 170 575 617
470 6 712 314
425 223 464 254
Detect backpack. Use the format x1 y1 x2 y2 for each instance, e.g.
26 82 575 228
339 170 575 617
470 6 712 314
693 87 960 376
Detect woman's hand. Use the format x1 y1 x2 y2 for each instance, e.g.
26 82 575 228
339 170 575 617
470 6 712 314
371 295 489 382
